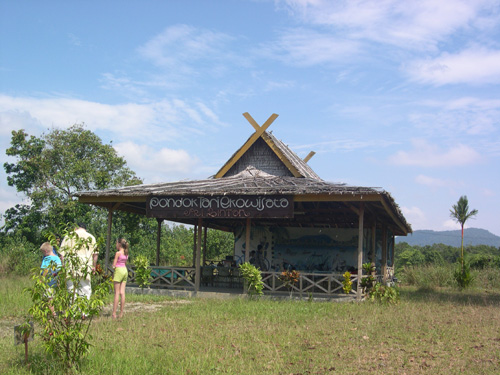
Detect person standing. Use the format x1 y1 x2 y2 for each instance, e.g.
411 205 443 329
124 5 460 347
112 238 129 319
39 242 62 317
59 223 98 301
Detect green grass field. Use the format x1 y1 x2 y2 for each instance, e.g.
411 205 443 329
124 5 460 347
1 277 500 374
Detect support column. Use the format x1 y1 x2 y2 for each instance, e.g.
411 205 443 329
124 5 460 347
105 208 113 272
245 218 251 263
156 218 163 266
195 218 203 292
356 203 365 301
203 226 208 266
192 225 197 266
391 234 395 267
382 225 388 283
371 223 376 266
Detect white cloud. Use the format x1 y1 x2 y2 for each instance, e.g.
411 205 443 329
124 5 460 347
279 0 498 50
389 139 481 167
415 174 447 187
113 142 200 183
401 205 426 229
0 94 222 144
260 28 360 66
442 218 462 231
407 47 500 85
294 138 398 154
481 188 496 197
137 24 236 72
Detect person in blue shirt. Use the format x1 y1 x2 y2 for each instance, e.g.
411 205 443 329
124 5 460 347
40 242 62 316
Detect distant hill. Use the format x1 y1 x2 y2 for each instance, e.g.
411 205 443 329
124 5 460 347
396 228 500 247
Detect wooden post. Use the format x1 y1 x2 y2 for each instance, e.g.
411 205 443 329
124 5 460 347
195 218 203 292
382 225 388 284
371 223 376 266
193 225 197 266
391 234 395 267
203 226 208 266
105 208 113 272
245 218 251 263
156 218 163 266
356 203 364 301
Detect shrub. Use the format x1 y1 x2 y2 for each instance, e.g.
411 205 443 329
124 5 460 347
239 262 264 298
342 271 352 294
24 227 112 370
134 255 151 289
0 236 38 275
398 264 455 289
369 282 400 304
454 259 474 289
279 270 300 297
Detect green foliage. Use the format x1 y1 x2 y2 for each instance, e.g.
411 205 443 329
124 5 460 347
0 234 38 275
342 271 352 294
454 258 475 289
24 227 112 370
238 262 264 297
399 264 455 289
134 255 151 289
368 282 400 304
279 270 300 297
450 195 478 273
360 262 376 294
3 124 141 244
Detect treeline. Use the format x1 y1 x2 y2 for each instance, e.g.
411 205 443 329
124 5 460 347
395 242 500 273
0 217 234 276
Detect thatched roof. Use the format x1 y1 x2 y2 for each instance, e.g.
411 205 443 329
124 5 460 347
77 166 367 197
76 166 411 235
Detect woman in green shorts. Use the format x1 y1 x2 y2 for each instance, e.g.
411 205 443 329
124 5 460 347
112 238 129 319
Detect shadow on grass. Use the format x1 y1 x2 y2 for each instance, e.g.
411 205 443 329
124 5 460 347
400 286 500 306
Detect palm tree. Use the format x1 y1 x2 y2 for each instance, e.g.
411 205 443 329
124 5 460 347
450 195 478 269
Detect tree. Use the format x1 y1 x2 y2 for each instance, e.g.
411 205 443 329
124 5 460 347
3 124 142 243
450 195 478 289
450 195 478 268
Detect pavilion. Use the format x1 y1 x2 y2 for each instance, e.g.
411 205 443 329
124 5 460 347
76 113 411 299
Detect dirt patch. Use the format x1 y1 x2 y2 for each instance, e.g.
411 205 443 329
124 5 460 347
0 300 192 338
99 299 191 318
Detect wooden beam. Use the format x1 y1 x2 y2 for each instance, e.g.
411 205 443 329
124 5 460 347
381 225 388 284
203 226 208 266
378 197 410 235
245 218 251 263
371 223 376 266
294 194 381 202
356 203 364 301
195 218 203 292
105 208 113 272
78 196 147 203
156 218 163 266
215 113 278 178
303 151 316 163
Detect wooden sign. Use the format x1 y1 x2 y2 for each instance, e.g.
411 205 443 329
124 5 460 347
147 195 294 219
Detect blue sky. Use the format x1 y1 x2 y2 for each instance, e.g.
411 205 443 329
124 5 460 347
1 0 499 237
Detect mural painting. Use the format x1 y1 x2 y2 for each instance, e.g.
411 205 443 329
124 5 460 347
234 226 377 273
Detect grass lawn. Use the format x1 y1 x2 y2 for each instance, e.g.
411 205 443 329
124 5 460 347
1 277 500 374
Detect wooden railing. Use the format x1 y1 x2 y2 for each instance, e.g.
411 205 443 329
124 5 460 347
107 266 386 296
109 266 196 290
261 271 359 296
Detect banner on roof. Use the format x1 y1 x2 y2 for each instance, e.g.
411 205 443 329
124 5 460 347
146 195 294 219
